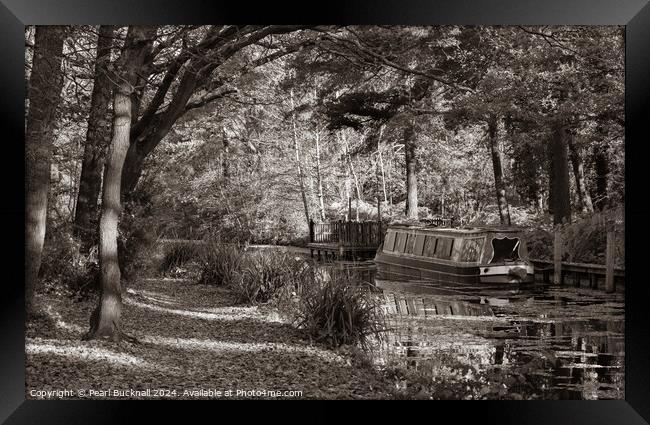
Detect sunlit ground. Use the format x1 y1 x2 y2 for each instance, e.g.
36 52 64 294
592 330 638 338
26 279 391 400
26 268 624 400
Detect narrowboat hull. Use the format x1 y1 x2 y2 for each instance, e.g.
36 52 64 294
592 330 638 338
375 224 536 286
374 251 534 285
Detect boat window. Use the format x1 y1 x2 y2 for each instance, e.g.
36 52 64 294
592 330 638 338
423 236 437 257
384 231 396 252
489 237 521 263
404 233 416 254
414 234 426 256
435 237 454 259
395 232 407 253
460 237 484 262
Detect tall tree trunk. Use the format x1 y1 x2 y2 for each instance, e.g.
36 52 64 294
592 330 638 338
487 116 511 225
344 158 351 219
74 26 115 246
25 26 65 317
549 122 572 225
377 125 388 203
592 141 609 211
342 130 362 221
567 134 594 213
387 142 393 205
84 26 157 342
221 127 230 179
404 123 418 220
547 141 555 216
290 89 310 226
536 172 545 212
314 130 326 221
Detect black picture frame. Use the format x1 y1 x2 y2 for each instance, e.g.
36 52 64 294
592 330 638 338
2 1 649 423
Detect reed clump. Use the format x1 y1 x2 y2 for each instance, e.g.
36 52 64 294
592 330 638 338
197 243 386 349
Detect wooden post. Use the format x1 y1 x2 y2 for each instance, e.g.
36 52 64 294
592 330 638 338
605 220 615 293
309 219 315 243
553 227 562 285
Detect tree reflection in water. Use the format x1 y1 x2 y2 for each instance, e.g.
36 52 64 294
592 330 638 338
374 281 624 400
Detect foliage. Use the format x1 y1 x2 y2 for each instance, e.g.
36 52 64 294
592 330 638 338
229 250 311 304
37 25 625 257
197 243 311 304
560 207 624 267
67 25 621 249
522 207 624 267
288 271 386 350
159 243 203 274
197 242 245 287
522 228 554 261
196 242 386 350
117 201 160 284
39 224 99 299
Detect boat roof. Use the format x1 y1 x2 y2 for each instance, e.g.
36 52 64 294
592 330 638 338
387 224 524 235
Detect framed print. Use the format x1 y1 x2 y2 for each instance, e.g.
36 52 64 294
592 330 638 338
2 0 650 423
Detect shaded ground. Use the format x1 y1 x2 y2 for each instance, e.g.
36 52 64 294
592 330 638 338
26 277 393 399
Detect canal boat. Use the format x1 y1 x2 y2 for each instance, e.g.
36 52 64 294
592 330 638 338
374 224 534 284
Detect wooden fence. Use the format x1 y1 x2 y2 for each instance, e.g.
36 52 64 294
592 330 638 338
309 220 384 248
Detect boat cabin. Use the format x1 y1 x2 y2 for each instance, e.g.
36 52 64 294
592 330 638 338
381 226 528 264
375 225 534 284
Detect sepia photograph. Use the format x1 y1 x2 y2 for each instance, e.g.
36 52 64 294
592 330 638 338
24 24 626 401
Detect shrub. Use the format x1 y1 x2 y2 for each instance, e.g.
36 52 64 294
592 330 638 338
118 200 160 283
196 243 385 349
197 242 245 286
39 223 100 299
522 228 553 260
560 208 624 267
226 249 312 304
289 271 386 350
67 261 100 299
159 242 203 274
521 207 624 267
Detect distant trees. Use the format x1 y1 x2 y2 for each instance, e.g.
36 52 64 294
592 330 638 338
120 25 311 199
515 26 623 224
25 26 66 317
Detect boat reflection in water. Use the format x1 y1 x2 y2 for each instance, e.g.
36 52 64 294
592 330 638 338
374 277 625 400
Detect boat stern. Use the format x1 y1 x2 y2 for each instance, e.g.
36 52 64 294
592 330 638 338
479 263 535 284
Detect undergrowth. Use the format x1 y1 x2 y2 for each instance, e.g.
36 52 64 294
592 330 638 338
288 271 386 350
197 244 386 349
159 243 203 274
523 207 624 267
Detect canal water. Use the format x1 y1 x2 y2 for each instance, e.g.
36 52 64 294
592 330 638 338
334 261 625 400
